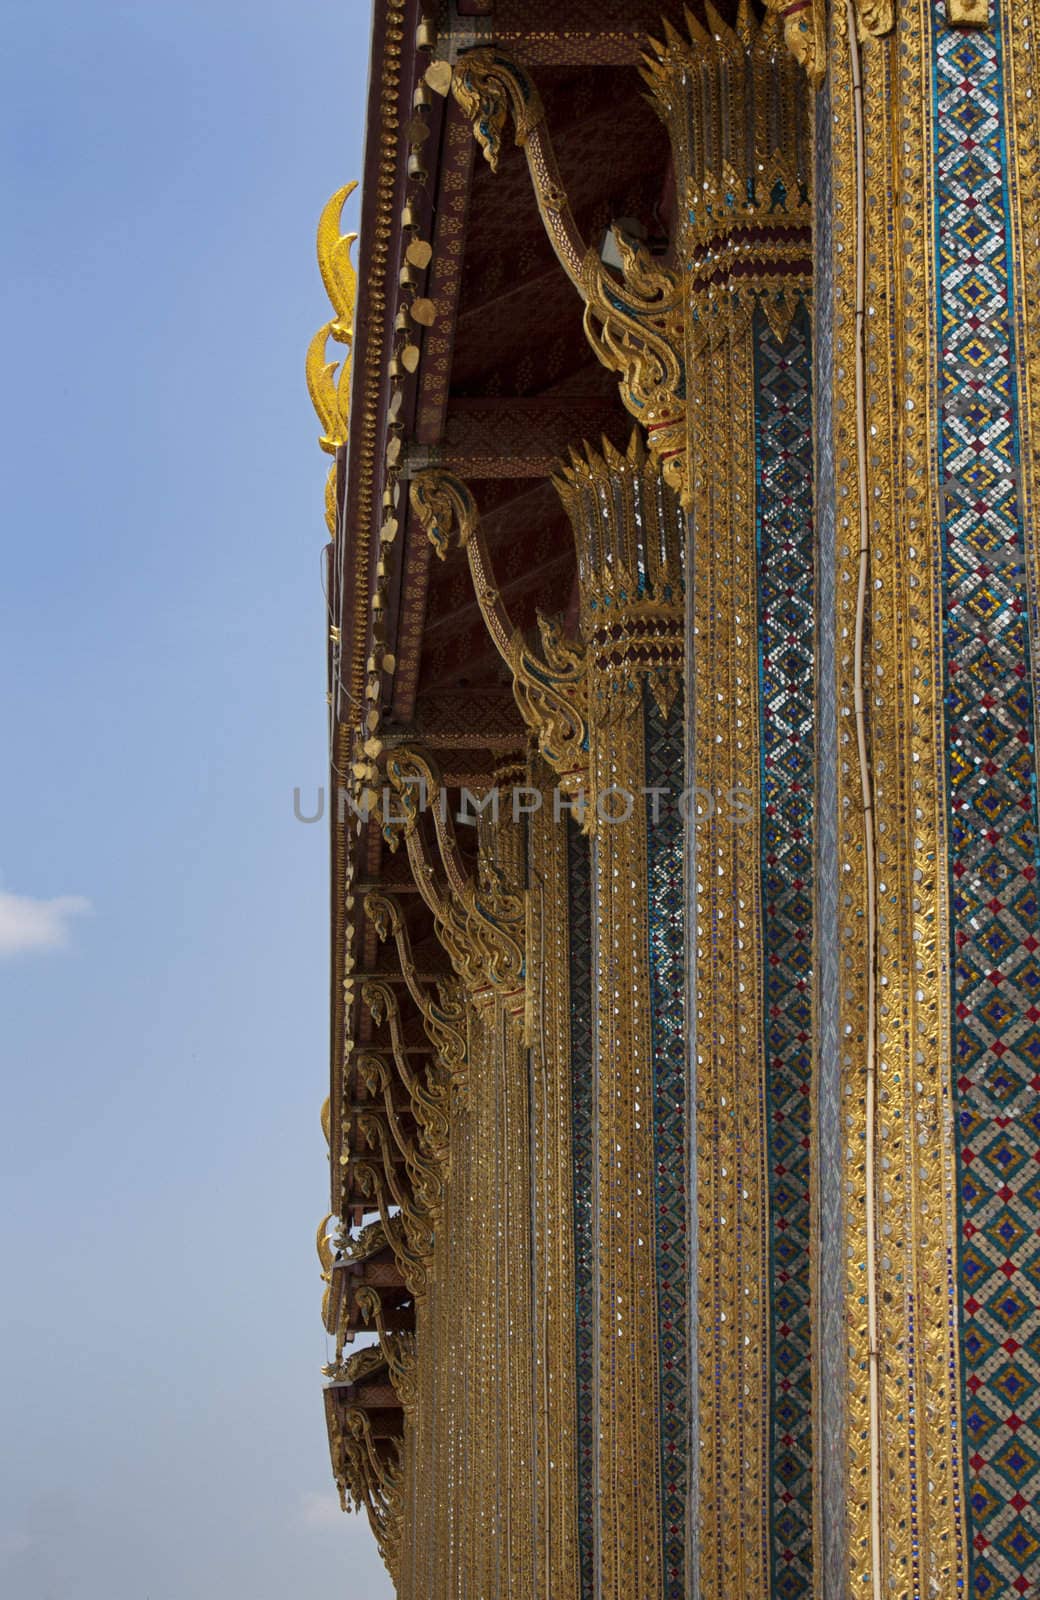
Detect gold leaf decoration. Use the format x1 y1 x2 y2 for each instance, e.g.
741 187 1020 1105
306 182 359 532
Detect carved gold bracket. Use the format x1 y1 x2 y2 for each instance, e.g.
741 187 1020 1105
381 747 526 1023
361 979 451 1159
328 1402 404 1576
355 1050 445 1216
352 1157 431 1295
364 891 468 1087
433 51 688 503
410 469 590 793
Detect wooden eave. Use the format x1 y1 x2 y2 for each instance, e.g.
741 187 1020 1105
328 0 688 1221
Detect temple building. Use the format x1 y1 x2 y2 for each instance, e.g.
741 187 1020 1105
307 2 1040 1596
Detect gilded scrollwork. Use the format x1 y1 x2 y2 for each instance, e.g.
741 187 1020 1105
355 1051 445 1215
351 1157 431 1296
410 469 590 795
446 49 547 174
341 1216 393 1265
578 237 687 503
324 1341 388 1387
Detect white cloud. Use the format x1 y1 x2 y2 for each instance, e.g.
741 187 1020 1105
297 1489 346 1530
0 890 91 957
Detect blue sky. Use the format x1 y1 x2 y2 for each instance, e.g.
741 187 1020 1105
0 2 392 1594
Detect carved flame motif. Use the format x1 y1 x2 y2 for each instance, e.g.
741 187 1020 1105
578 236 686 504
306 181 358 532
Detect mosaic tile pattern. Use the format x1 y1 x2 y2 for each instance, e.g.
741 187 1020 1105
566 816 596 1600
811 78 849 1594
933 6 1040 1594
753 300 816 1600
644 691 689 1600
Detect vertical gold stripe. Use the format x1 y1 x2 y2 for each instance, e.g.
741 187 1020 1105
528 760 581 1598
591 697 661 1598
829 4 965 1592
689 311 769 1600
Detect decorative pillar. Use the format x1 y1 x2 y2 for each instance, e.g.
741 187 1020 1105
644 12 817 1599
817 1 1040 1596
555 436 688 1600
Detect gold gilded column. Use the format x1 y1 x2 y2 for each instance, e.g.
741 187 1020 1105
556 436 687 1600
644 12 816 1598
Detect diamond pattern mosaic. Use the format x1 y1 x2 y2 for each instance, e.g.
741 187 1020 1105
754 300 816 1600
934 6 1040 1594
